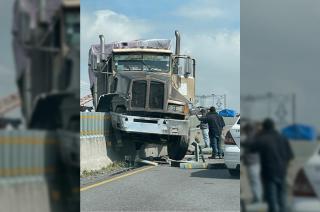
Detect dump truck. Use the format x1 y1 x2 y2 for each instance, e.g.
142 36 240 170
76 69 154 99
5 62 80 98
11 0 80 211
13 0 80 131
88 31 196 160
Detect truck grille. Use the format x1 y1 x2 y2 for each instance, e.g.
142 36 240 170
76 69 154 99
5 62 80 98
132 80 147 108
149 81 164 109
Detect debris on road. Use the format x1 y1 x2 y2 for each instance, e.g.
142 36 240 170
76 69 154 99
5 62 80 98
180 162 208 169
136 159 159 166
191 141 205 162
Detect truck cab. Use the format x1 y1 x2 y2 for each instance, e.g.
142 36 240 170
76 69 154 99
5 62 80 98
88 31 196 160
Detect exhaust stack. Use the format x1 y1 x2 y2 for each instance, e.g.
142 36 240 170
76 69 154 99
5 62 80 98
175 30 180 55
99 34 105 61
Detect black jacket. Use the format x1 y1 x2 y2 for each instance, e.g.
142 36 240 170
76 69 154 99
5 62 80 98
196 115 208 129
204 112 225 136
250 130 294 181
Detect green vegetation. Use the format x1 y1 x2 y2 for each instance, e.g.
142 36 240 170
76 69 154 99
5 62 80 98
81 161 129 177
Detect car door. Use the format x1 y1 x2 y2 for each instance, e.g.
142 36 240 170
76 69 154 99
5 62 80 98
229 117 240 147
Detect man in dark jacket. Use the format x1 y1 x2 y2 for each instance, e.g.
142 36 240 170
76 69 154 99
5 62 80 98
249 118 294 212
204 106 225 159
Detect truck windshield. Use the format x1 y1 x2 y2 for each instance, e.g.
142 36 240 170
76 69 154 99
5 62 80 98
114 53 170 73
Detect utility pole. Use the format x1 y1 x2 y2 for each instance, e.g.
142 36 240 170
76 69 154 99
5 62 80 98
292 93 296 125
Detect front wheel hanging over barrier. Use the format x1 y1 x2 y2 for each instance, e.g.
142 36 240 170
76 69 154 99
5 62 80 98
167 135 189 160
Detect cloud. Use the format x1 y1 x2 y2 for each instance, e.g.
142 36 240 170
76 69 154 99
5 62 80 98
81 9 151 44
80 9 152 88
182 31 239 70
180 31 240 110
175 4 224 20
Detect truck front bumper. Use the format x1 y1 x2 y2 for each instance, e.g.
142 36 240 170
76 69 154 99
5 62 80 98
110 112 189 136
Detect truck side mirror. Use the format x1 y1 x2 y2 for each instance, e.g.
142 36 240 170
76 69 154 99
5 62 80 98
172 57 179 74
192 58 196 77
183 57 194 78
172 56 195 78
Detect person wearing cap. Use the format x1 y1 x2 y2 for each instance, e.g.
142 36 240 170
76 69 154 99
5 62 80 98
248 118 294 212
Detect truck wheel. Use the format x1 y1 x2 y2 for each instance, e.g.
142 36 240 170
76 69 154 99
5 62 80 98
167 136 188 160
228 169 240 177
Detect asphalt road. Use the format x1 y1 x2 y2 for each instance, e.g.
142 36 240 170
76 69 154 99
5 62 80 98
81 163 240 212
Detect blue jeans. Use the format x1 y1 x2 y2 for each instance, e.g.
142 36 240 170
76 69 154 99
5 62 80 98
264 178 287 212
201 128 210 147
247 163 263 202
209 133 223 157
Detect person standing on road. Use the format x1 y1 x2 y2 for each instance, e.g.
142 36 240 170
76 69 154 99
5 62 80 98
206 106 225 159
242 123 263 203
196 108 210 148
249 118 294 212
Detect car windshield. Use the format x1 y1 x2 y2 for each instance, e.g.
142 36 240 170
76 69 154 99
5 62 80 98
114 53 170 73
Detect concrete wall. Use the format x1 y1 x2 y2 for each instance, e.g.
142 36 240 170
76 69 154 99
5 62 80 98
80 112 118 172
0 130 58 212
80 135 114 172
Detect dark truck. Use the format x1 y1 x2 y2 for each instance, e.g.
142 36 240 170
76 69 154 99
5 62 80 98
13 0 80 130
12 0 80 211
88 31 196 160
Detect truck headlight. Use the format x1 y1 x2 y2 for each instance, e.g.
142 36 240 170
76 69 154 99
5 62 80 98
168 104 184 113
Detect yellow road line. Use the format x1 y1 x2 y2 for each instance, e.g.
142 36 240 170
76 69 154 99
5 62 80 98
0 137 57 145
0 166 56 176
80 166 155 192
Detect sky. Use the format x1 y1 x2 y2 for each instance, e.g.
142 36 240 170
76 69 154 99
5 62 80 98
1 0 318 128
81 0 240 111
241 0 320 128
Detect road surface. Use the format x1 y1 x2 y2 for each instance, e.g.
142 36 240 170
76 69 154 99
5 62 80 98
81 162 240 211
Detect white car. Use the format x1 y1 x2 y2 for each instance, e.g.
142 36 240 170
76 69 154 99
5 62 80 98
292 144 320 212
224 116 240 176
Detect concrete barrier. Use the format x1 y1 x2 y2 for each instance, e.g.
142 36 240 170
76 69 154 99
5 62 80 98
80 112 120 172
0 130 58 212
80 135 114 172
0 130 80 211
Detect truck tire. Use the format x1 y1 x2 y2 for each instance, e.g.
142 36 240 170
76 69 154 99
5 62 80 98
228 169 240 177
167 136 188 160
